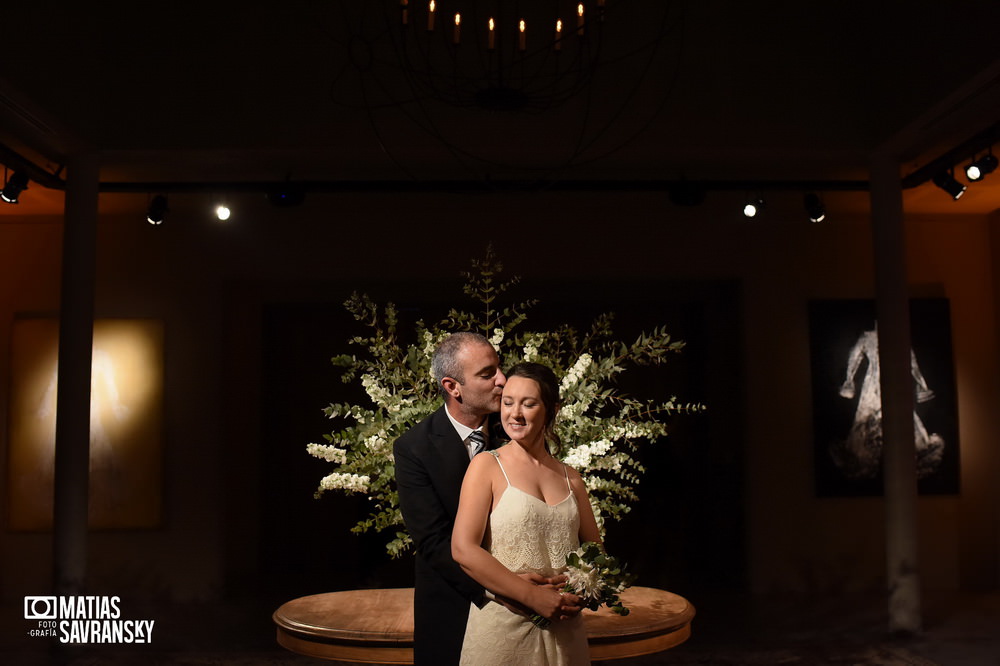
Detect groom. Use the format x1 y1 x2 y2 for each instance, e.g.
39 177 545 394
394 332 506 664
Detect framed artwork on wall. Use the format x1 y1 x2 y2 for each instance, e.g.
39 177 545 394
808 299 959 497
7 317 165 530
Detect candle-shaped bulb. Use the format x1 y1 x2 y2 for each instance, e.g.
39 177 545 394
488 17 495 49
577 3 584 34
428 0 435 31
555 19 562 50
454 12 461 43
519 19 526 50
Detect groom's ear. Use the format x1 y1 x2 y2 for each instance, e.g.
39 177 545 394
441 376 461 399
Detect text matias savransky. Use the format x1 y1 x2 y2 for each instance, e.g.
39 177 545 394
24 595 155 644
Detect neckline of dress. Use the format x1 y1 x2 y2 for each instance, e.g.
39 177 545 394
500 484 573 508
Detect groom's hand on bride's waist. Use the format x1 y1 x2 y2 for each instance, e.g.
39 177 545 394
489 573 581 619
489 573 557 616
491 573 583 620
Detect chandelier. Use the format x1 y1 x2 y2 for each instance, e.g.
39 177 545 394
327 1 683 176
392 0 609 113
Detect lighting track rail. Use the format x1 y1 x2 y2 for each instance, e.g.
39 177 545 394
2 119 998 200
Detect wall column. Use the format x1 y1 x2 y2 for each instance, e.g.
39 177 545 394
869 153 921 634
53 152 100 596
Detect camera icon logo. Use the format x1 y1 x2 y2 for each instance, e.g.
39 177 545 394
24 596 57 620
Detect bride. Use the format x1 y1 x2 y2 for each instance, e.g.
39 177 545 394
452 362 603 665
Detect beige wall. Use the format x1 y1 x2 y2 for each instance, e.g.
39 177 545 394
1 190 997 601
743 213 1000 595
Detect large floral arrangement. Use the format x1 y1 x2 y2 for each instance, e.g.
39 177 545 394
308 248 703 557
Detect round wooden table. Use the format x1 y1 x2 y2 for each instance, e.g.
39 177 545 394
274 586 694 663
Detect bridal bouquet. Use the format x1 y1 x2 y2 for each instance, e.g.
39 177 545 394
532 541 637 628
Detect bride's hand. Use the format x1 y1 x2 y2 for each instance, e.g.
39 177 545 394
527 586 568 621
525 574 583 620
557 591 583 619
491 573 566 617
518 572 554 587
541 590 584 621
546 573 568 587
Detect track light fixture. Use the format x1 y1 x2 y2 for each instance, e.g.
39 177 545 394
932 169 966 200
1 170 30 204
146 195 168 225
743 196 765 218
804 193 826 223
964 150 997 182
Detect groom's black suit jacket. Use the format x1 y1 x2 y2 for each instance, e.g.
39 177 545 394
394 405 500 665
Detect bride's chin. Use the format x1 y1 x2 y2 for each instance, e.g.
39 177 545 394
505 429 530 443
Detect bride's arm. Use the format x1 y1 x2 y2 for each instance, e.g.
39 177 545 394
569 466 603 546
452 455 567 620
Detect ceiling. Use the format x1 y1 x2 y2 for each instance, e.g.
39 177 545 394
1 1 999 218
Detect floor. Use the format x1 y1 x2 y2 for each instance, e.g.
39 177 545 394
3 591 999 665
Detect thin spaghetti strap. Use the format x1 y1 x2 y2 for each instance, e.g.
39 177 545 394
562 463 571 492
490 450 511 487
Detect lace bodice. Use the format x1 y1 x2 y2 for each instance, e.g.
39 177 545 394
484 451 580 576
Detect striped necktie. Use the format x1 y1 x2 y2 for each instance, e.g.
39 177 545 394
467 429 487 459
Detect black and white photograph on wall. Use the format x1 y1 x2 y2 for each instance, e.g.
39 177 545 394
808 298 960 497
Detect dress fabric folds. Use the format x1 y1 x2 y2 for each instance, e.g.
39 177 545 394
460 452 590 666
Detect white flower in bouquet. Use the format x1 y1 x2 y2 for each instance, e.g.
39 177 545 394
562 542 635 613
564 559 604 599
532 541 637 628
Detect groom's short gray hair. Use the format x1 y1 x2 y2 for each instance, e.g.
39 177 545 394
431 332 492 392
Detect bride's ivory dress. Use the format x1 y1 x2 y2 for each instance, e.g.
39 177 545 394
459 451 590 666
